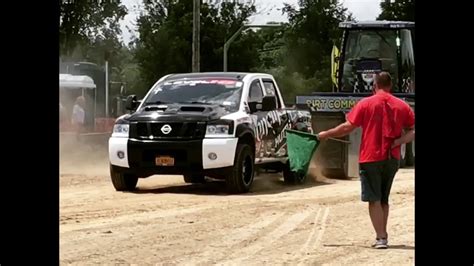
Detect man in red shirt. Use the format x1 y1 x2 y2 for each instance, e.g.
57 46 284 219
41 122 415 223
318 72 415 249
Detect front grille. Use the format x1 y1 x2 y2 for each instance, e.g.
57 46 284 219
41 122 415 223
130 122 206 140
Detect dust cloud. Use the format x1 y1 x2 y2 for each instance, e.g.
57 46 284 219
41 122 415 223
60 133 109 177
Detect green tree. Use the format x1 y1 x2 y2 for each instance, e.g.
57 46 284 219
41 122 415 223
377 0 415 21
60 0 127 56
283 0 352 79
134 1 259 89
114 44 149 96
253 23 287 70
259 0 352 102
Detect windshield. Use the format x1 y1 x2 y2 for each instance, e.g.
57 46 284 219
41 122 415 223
345 30 397 60
341 29 400 92
143 79 244 112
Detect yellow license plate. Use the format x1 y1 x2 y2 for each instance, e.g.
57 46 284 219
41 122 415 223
155 156 175 166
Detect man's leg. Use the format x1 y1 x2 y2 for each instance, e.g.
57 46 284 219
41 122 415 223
368 201 386 239
380 159 399 242
360 162 386 247
381 203 389 239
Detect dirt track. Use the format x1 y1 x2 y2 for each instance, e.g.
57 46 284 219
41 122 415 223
60 147 414 265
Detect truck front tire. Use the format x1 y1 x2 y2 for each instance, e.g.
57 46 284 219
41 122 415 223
226 143 255 194
110 165 138 191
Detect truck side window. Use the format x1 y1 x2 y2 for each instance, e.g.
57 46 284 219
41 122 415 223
248 80 263 103
262 79 282 109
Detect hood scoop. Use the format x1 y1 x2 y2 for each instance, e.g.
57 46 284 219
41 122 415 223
144 105 168 112
180 106 207 112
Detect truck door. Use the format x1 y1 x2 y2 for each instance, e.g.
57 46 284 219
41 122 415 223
261 79 291 158
248 78 290 159
247 79 265 160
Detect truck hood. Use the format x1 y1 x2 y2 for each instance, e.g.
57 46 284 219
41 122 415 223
125 103 231 122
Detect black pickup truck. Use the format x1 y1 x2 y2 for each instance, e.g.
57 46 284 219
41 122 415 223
108 72 313 193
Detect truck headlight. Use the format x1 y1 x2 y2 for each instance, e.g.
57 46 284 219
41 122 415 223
207 124 229 134
112 124 129 138
206 120 234 137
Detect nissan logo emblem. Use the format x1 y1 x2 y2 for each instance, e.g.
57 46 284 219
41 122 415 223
161 124 172 134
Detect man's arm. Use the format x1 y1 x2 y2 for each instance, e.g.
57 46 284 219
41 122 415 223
318 100 363 140
393 128 414 147
393 106 415 147
317 121 357 140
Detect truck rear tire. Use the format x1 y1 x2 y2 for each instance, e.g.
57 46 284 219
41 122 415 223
283 161 307 184
110 165 138 191
226 143 254 194
183 174 206 184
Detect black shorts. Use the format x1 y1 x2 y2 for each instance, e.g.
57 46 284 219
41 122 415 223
359 159 399 203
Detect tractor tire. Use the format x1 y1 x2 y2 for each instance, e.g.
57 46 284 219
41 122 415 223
405 142 414 166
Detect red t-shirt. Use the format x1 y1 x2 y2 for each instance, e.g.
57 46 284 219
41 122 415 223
346 91 415 163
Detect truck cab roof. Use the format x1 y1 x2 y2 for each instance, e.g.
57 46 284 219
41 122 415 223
164 72 274 82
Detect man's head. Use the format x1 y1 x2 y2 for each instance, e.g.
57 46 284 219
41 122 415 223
76 96 85 107
374 72 392 92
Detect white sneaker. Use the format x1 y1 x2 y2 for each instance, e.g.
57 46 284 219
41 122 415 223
372 238 388 249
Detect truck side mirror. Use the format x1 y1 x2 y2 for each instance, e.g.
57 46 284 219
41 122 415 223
125 95 139 111
261 95 277 111
247 101 258 113
247 96 277 113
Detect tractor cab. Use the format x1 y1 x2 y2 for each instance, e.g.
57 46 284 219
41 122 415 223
332 21 415 94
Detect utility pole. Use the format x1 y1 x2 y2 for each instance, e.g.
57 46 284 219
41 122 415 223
192 0 200 72
105 60 109 117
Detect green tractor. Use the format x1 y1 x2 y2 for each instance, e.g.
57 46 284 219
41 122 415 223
297 21 415 179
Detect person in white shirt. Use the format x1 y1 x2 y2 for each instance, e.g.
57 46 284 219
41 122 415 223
60 102 66 123
71 96 86 136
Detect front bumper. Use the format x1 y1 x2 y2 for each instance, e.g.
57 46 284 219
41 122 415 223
109 137 238 177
